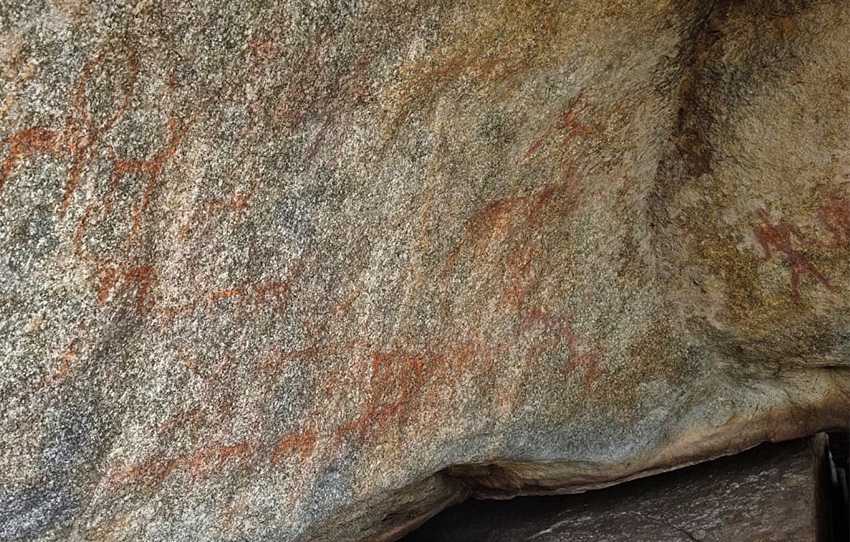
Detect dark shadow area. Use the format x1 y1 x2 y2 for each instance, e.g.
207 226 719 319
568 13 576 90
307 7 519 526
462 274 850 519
403 435 849 542
826 432 850 542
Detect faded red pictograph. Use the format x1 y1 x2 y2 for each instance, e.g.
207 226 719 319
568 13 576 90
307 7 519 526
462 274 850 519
32 338 82 389
156 255 307 326
259 332 497 450
441 93 595 313
61 49 141 214
520 308 604 386
108 440 257 490
334 350 429 442
271 429 318 464
1 49 141 212
442 175 583 277
521 92 593 163
754 208 833 302
0 128 61 194
106 116 195 240
95 263 157 313
0 46 203 316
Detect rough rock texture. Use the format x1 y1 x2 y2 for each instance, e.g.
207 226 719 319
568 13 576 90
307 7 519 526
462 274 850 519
2 1 850 541
405 436 829 541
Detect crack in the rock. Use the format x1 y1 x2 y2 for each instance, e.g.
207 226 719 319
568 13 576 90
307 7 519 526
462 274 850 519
648 0 726 252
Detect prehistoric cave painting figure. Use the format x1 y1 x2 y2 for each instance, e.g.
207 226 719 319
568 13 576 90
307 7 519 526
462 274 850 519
442 93 594 314
111 423 320 491
95 263 157 313
522 92 593 163
753 208 833 302
81 123 197 316
335 351 428 442
108 440 257 490
73 115 192 256
106 116 194 240
292 338 496 449
271 429 318 465
31 338 82 390
60 48 140 214
0 46 196 317
502 243 538 310
0 49 140 208
0 128 61 195
520 308 603 387
259 30 373 163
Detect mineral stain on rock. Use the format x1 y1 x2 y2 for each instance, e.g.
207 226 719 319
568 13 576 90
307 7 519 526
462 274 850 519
2 1 850 541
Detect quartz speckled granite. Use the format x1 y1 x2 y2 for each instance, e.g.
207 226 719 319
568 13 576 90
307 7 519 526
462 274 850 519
2 1 850 541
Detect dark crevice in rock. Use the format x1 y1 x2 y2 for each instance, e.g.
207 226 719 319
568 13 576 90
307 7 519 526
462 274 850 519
668 0 725 179
648 0 727 277
402 435 848 542
376 395 850 541
825 431 850 541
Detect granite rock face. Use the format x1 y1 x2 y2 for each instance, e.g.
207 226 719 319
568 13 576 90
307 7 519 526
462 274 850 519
2 1 850 540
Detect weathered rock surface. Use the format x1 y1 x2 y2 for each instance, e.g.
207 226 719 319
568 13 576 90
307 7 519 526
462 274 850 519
2 1 850 540
405 436 829 542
